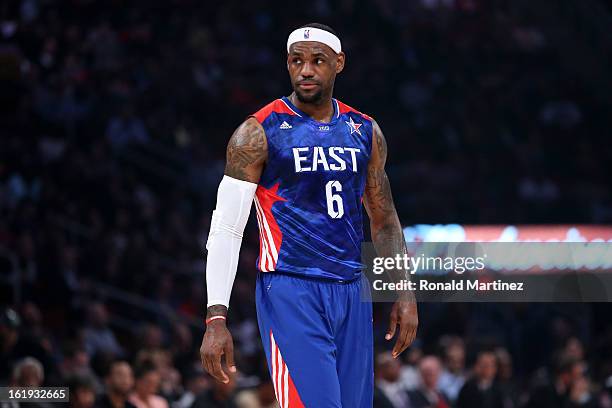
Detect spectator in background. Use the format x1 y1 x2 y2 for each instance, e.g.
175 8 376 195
96 360 136 408
408 355 450 408
18 303 48 348
191 370 237 408
437 336 466 404
400 343 423 392
600 375 612 408
10 357 44 387
67 374 97 408
495 348 519 408
134 349 182 401
0 308 54 384
525 355 593 408
82 302 123 358
59 344 102 392
373 351 411 408
568 376 598 408
0 308 24 382
6 358 51 408
129 360 168 408
171 366 209 408
456 351 505 408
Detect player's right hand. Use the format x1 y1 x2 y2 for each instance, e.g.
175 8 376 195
200 320 236 383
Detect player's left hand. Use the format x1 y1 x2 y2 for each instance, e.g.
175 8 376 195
385 296 418 358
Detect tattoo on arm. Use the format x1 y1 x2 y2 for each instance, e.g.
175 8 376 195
224 118 267 183
365 121 412 297
365 121 393 215
205 120 265 315
365 120 396 221
365 168 394 217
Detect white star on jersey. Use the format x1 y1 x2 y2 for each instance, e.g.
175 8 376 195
345 117 362 136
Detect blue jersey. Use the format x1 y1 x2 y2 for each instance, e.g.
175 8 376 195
250 96 373 281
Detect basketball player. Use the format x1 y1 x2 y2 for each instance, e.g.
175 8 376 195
200 23 418 407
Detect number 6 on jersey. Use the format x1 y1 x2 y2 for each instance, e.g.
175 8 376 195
325 180 344 219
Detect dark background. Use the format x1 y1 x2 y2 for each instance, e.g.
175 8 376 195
1 0 611 407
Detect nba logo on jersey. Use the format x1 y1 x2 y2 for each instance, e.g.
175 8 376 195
303 29 310 39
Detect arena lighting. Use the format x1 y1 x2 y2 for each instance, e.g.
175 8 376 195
402 225 612 273
481 242 612 271
402 224 612 242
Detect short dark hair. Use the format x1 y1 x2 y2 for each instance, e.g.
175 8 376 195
103 358 131 378
66 373 96 392
133 359 157 379
299 23 338 37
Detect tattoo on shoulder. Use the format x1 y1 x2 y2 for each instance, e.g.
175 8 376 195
366 121 395 216
373 120 387 161
225 118 267 181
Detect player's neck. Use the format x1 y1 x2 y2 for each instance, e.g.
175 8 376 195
289 93 334 123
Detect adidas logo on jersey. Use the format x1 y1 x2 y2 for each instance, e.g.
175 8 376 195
279 121 292 129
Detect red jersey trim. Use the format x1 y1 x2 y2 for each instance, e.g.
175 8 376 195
336 100 373 121
251 99 300 123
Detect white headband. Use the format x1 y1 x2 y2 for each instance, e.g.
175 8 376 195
287 27 342 54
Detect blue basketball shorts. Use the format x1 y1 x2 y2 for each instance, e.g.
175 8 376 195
255 271 374 408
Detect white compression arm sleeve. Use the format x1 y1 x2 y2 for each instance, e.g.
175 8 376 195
205 175 257 308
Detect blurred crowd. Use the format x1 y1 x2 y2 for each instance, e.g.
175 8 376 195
1 0 612 407
3 303 612 408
